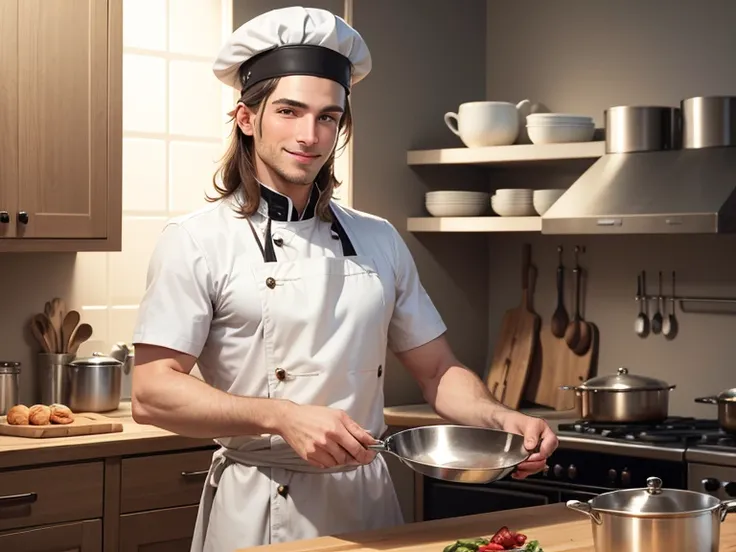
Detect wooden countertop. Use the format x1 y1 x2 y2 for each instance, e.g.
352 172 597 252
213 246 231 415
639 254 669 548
240 502 736 552
384 403 579 428
0 401 215 469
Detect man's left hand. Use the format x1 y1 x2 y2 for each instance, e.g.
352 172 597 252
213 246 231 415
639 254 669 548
494 410 559 479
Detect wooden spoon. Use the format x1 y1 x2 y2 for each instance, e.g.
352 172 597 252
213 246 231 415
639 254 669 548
550 245 569 338
68 323 93 354
564 248 583 350
61 310 81 353
30 315 53 353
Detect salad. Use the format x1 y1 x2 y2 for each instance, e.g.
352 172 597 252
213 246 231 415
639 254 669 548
441 526 543 552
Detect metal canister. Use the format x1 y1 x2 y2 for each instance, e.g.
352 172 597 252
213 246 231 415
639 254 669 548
605 106 681 153
681 96 736 149
0 362 21 415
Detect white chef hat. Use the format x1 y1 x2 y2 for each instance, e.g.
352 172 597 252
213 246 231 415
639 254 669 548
213 6 372 95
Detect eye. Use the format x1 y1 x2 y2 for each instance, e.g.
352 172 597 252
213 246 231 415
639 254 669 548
319 114 338 123
277 108 295 116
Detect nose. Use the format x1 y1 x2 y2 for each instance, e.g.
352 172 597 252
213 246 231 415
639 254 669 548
296 116 319 147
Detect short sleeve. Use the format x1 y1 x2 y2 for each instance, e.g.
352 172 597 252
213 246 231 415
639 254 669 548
132 223 214 358
386 222 447 353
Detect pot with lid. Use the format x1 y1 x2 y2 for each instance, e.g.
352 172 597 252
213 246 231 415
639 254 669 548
560 367 676 423
695 389 736 433
67 354 122 412
567 476 736 552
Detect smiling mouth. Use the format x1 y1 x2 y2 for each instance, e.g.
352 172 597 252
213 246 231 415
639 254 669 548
285 149 320 161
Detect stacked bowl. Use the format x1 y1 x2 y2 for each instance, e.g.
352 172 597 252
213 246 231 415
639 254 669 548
425 190 490 217
491 189 536 217
533 189 565 215
526 113 595 144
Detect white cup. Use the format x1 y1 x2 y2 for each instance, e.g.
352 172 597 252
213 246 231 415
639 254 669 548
444 101 522 147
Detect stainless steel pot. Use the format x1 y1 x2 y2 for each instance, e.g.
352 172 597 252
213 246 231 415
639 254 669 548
0 362 21 416
605 105 681 153
67 354 122 412
567 476 736 552
695 390 736 433
560 367 676 423
682 96 736 149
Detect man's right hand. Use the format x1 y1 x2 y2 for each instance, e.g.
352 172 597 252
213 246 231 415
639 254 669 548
277 403 377 469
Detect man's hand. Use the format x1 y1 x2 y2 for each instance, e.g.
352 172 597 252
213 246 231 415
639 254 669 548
493 410 559 479
277 404 377 469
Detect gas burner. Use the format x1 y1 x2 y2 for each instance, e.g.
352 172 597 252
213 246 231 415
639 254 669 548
558 417 723 444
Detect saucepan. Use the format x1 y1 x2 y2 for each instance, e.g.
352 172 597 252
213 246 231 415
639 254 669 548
567 476 736 552
367 425 531 484
695 389 736 433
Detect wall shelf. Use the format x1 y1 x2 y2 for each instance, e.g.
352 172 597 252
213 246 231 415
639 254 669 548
407 216 542 233
407 141 605 166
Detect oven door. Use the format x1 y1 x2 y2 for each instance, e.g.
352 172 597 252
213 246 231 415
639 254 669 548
422 478 601 521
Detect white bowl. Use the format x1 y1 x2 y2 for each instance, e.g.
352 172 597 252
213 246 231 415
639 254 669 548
532 189 565 215
527 123 595 144
494 188 533 197
426 191 490 201
491 196 536 217
426 202 489 217
527 113 593 126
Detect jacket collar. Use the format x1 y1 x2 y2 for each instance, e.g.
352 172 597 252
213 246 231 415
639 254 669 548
257 182 321 221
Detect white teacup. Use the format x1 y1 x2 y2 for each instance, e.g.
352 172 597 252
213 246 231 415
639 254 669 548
444 101 523 147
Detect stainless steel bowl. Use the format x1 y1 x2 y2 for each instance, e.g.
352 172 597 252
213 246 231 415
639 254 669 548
369 425 530 484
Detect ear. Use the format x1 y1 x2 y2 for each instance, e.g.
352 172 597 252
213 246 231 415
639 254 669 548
235 103 257 136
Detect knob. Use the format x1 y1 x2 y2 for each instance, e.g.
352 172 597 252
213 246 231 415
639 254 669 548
17 211 29 224
553 464 564 478
542 465 550 477
621 469 631 486
703 478 721 492
0 211 8 223
608 468 618 483
567 464 578 480
724 482 736 497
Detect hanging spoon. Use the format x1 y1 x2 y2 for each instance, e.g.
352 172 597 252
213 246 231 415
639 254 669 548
651 271 663 334
663 270 678 340
550 245 569 338
635 272 649 338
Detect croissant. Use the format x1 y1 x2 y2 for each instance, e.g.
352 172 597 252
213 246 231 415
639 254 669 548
6 405 30 425
49 404 75 424
28 404 51 425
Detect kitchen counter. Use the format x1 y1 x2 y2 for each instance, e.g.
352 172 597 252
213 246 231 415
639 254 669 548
239 502 736 552
0 401 215 469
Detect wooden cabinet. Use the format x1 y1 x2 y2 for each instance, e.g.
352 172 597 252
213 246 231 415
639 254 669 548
119 506 198 552
0 519 102 552
0 0 122 252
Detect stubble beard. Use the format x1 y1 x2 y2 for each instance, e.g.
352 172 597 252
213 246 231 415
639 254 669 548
255 141 323 186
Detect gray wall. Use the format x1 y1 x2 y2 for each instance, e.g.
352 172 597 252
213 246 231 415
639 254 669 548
485 0 736 418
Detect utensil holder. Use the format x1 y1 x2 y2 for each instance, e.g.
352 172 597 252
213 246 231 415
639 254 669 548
37 353 76 404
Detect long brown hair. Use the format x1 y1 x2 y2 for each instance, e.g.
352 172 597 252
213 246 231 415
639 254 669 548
208 77 353 221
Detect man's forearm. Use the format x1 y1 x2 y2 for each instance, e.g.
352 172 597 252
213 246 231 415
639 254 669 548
423 364 512 428
132 361 291 439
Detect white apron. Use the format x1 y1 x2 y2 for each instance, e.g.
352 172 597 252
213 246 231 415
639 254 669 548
190 206 404 552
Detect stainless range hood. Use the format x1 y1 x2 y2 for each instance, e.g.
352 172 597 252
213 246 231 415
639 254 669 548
541 148 736 234
541 98 736 235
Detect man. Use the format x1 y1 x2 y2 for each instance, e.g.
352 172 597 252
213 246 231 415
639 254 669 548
131 6 558 552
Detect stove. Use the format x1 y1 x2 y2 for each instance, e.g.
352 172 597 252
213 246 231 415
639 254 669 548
558 417 725 445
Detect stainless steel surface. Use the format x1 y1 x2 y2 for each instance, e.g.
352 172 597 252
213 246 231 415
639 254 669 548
0 362 20 416
557 434 685 461
688 450 736 468
37 353 75 405
567 477 736 552
605 106 681 153
694 395 736 432
67 356 122 412
368 425 530 484
682 96 736 149
560 367 675 423
541 148 736 235
688 463 736 495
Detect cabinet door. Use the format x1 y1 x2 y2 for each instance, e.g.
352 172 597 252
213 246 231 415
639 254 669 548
16 0 108 238
0 0 18 238
119 505 199 552
0 519 102 552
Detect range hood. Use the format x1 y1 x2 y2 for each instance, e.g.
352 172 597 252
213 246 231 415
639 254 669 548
541 147 736 235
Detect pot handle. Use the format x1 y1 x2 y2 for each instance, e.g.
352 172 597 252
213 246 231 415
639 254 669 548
695 396 719 405
559 386 579 391
720 500 736 522
566 500 602 525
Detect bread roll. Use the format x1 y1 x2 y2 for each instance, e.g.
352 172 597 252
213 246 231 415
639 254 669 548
49 404 75 424
28 404 51 425
6 404 30 425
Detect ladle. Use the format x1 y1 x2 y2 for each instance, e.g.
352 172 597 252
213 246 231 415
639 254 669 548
635 271 649 337
550 245 569 338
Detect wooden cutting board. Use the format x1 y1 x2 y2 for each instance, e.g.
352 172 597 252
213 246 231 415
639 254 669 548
485 243 541 409
0 412 123 439
525 322 598 410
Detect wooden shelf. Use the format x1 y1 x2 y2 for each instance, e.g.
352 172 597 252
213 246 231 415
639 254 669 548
407 141 605 166
407 216 542 233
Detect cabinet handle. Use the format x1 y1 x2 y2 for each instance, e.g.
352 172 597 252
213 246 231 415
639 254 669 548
0 211 8 223
181 470 208 478
17 211 29 224
0 492 38 507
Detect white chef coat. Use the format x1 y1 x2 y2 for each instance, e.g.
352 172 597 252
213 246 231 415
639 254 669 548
132 184 447 551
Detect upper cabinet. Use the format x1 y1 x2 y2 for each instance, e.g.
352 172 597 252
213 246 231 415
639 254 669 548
0 0 122 252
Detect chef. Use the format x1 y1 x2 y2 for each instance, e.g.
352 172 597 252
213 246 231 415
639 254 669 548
130 6 558 552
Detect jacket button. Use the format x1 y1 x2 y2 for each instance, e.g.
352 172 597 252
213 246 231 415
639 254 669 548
266 277 276 289
377 365 383 377
275 368 286 381
277 484 289 497
273 236 284 247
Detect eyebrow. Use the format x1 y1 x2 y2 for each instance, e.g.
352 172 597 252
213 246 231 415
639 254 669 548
271 98 345 114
